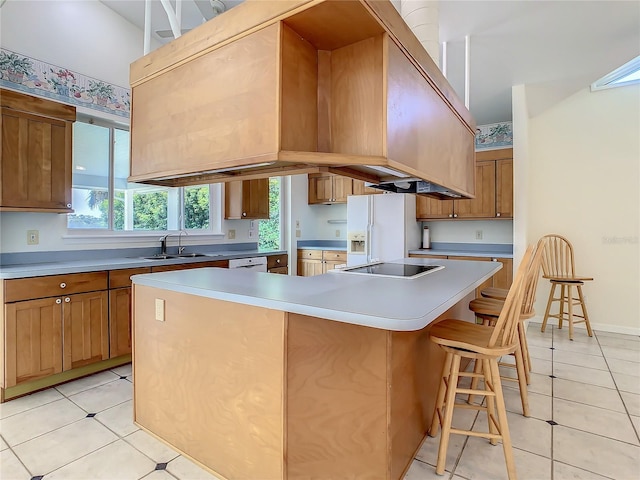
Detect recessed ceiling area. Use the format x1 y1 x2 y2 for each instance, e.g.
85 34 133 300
100 0 640 125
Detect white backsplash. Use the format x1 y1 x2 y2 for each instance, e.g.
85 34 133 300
424 219 513 244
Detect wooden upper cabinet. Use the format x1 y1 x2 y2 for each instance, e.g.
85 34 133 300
225 179 269 219
308 173 353 204
454 160 496 218
496 159 513 218
0 89 75 212
416 196 454 220
417 149 513 220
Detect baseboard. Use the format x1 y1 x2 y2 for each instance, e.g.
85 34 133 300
526 315 640 336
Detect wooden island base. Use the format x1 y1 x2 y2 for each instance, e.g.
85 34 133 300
133 285 473 480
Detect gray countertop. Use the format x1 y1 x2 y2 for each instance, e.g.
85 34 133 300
132 257 500 332
0 249 287 279
408 249 514 259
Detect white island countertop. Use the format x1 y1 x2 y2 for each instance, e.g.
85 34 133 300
132 257 500 331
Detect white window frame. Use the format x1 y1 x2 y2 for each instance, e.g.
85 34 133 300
66 116 224 243
591 55 640 91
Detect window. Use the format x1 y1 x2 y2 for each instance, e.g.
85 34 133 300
591 55 640 91
259 177 281 250
68 119 218 233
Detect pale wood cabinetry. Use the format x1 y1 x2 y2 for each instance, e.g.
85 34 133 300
308 173 353 204
2 272 109 390
108 268 151 359
297 249 347 276
0 88 75 213
416 149 513 221
224 179 269 219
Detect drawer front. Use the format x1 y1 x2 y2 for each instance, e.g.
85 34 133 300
151 260 229 273
268 266 288 275
109 267 152 289
267 254 288 269
323 250 347 262
5 271 108 303
298 249 323 260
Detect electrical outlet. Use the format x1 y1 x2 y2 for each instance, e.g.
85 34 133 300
250 220 256 229
155 298 165 322
228 229 236 239
335 229 340 238
27 230 39 245
296 229 301 238
475 230 483 240
249 230 256 238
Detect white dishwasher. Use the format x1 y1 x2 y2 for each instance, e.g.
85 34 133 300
228 256 268 272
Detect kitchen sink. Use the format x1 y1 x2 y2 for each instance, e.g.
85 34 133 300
174 253 208 258
142 254 178 260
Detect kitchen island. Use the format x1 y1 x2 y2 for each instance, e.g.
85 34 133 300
131 257 500 480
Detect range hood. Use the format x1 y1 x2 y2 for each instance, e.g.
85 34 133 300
128 0 477 199
366 179 465 199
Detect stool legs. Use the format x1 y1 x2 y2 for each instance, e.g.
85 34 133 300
429 352 453 438
489 359 517 480
435 354 461 475
542 282 593 340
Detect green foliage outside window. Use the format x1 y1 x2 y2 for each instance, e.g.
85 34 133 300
259 178 280 250
184 186 210 229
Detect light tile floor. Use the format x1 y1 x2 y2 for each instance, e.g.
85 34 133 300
1 322 638 480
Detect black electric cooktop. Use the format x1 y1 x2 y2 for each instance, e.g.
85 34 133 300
339 262 444 279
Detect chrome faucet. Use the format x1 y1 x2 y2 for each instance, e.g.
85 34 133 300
178 230 188 254
159 233 176 255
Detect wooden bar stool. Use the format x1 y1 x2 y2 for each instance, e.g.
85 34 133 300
539 234 593 340
428 246 535 480
467 241 543 417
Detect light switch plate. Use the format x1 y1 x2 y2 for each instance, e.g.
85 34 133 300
27 230 39 245
155 299 165 321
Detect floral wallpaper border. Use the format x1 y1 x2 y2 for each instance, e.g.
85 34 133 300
0 49 130 118
475 121 513 150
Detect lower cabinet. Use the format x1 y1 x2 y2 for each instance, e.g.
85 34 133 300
4 297 63 387
109 287 133 358
63 291 109 371
297 249 347 276
267 254 288 274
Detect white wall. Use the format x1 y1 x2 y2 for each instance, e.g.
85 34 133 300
425 219 513 244
526 84 640 333
289 175 348 242
0 0 254 253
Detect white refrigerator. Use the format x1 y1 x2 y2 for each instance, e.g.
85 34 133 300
346 193 421 267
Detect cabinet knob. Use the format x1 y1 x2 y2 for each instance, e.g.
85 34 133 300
448 214 453 218
56 298 62 304
60 282 66 288
453 214 458 218
276 259 280 263
496 212 501 217
66 203 72 208
64 297 70 303
242 212 247 217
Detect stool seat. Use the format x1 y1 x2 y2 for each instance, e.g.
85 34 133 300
480 286 509 300
430 319 515 357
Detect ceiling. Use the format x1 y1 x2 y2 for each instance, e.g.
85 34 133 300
101 0 640 125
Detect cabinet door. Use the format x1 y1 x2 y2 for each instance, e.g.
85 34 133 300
331 176 353 203
109 287 132 358
63 291 109 371
352 180 381 196
4 298 63 387
308 174 333 204
495 159 513 218
268 266 288 275
454 160 496 218
416 196 454 220
491 258 513 290
224 179 269 219
297 259 323 276
1 109 72 211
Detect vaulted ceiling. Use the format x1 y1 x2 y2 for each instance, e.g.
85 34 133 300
101 0 640 125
